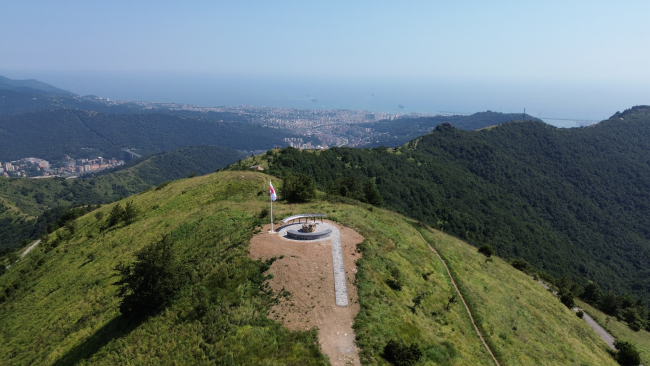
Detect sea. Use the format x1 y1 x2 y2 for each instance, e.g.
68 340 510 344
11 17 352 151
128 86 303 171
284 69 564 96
4 71 649 128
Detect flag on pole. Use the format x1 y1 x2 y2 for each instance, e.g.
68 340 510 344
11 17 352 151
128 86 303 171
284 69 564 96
269 181 277 201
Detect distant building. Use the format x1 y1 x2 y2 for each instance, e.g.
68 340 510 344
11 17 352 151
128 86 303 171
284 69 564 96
249 165 264 171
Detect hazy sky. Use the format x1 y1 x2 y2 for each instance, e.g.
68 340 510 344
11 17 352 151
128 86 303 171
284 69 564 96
2 1 649 121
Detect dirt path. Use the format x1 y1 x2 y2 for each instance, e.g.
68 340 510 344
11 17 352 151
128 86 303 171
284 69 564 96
249 220 364 366
535 279 616 350
21 239 41 258
416 231 501 366
572 308 616 350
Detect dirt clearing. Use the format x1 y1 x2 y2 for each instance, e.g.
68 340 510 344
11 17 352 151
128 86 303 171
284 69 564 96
249 220 364 366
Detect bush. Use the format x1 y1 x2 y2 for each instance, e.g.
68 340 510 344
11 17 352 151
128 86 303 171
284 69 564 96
510 258 532 272
614 340 641 366
259 207 270 219
155 181 172 191
576 310 584 318
386 267 402 290
477 244 494 257
114 235 186 318
560 292 575 309
383 340 422 366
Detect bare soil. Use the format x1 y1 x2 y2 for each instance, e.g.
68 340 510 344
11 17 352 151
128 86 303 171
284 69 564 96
249 220 364 366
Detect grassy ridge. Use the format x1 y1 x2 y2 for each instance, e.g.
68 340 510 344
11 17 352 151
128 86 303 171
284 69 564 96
0 171 620 365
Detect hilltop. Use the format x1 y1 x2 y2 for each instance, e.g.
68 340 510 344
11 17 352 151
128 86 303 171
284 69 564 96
363 111 543 147
0 170 618 365
0 76 75 96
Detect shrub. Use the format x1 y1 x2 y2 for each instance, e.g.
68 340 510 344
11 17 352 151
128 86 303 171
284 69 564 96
477 244 494 257
576 310 584 318
94 211 104 221
259 207 270 219
510 258 532 272
155 181 172 191
560 292 575 309
114 235 186 318
386 267 402 290
614 340 641 366
383 340 422 366
64 220 76 236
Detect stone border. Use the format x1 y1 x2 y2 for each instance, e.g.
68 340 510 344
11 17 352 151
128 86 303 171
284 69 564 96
287 228 332 240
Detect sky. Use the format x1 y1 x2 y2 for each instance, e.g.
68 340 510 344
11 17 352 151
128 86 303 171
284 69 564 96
1 1 649 124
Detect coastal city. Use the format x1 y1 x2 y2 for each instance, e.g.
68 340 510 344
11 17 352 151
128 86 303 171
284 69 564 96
1 156 124 178
84 95 439 147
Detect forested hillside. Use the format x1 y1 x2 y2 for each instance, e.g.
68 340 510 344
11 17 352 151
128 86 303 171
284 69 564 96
364 111 542 147
0 109 296 161
0 145 244 249
266 106 650 302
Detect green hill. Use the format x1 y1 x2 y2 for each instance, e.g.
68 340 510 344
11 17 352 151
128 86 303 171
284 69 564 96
0 170 617 365
363 111 543 147
0 76 75 96
0 145 245 250
261 105 650 304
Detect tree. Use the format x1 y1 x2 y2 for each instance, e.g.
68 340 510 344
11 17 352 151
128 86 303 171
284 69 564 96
107 203 124 228
614 340 641 366
581 281 602 305
600 292 620 316
122 201 139 225
114 235 185 318
364 180 384 207
280 173 316 203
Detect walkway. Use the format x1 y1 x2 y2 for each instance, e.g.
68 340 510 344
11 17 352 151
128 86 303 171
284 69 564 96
277 222 348 306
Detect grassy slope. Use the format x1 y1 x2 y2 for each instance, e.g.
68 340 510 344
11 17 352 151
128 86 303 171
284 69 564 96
0 145 245 249
577 299 650 365
0 170 617 365
419 227 616 365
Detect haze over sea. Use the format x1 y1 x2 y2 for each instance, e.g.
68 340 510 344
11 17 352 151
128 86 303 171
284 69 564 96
5 70 650 129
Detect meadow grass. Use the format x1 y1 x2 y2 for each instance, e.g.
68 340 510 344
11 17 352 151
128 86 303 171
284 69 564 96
0 170 622 365
418 226 617 366
578 299 650 365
